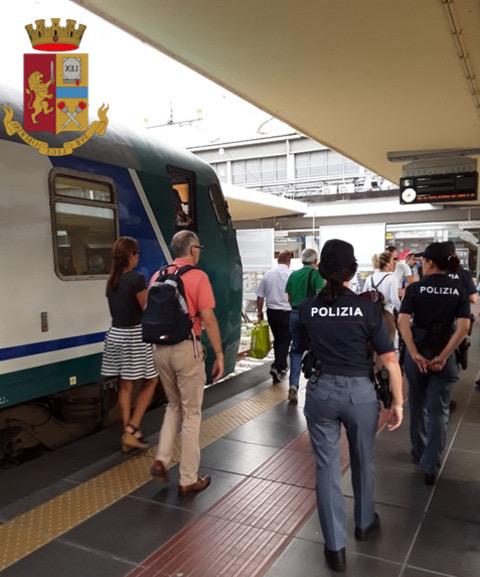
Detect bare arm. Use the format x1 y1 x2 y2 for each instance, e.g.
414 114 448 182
470 293 478 305
200 308 224 382
136 289 148 310
256 296 265 321
398 312 430 373
377 350 403 431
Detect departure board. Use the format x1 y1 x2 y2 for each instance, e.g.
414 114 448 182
399 171 478 204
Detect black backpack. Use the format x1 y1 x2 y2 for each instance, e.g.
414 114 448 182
360 273 390 306
142 265 195 345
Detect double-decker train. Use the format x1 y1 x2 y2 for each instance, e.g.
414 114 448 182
0 88 242 461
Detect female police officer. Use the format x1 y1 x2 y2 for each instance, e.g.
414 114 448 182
299 239 403 573
398 242 470 485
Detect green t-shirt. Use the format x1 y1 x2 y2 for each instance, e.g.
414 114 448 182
285 265 325 307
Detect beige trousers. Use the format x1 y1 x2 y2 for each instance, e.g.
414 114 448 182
154 340 206 486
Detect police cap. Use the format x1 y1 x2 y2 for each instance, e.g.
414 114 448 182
320 239 357 276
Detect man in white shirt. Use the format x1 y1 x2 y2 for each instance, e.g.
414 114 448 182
256 251 292 383
386 246 414 297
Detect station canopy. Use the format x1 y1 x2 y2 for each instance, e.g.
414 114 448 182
222 183 307 221
75 0 480 184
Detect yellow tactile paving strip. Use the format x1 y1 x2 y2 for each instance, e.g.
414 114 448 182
0 382 288 571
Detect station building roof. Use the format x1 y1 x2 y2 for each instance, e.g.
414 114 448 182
74 0 480 184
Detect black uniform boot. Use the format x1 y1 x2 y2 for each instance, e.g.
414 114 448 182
324 546 346 572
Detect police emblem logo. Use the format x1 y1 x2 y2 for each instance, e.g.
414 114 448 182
3 18 108 155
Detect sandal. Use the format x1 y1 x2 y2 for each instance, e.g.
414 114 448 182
121 424 149 452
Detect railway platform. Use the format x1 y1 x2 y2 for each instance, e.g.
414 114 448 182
0 343 479 577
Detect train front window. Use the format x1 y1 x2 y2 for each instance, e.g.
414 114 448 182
50 171 118 280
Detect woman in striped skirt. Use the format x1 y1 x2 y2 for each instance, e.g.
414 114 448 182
101 237 158 452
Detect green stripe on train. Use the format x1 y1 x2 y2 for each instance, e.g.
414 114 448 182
0 354 102 408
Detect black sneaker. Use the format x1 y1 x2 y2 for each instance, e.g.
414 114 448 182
270 367 281 384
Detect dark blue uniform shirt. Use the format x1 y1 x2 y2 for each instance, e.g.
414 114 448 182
400 273 470 329
448 266 476 297
299 289 394 377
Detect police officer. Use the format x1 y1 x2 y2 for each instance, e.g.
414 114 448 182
398 242 470 486
444 241 477 411
299 239 403 573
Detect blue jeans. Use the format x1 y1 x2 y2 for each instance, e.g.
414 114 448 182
404 352 458 475
289 310 307 389
305 373 379 551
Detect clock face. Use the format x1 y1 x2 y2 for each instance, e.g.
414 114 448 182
401 187 417 203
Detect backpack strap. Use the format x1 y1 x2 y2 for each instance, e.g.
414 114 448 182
307 268 315 297
372 273 391 290
176 265 196 277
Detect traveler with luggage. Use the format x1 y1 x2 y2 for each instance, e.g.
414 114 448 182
256 251 292 383
148 230 224 495
398 242 470 485
299 239 403 572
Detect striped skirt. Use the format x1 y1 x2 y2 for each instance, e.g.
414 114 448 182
101 325 158 380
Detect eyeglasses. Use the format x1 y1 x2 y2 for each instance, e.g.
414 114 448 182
192 245 204 250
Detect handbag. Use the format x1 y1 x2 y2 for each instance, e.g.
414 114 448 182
250 320 271 359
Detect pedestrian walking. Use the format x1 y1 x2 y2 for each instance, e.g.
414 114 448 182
398 242 470 485
300 239 403 572
149 230 224 495
256 251 292 383
101 236 158 452
285 248 324 404
363 251 401 341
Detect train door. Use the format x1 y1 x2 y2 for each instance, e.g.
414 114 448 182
169 167 196 232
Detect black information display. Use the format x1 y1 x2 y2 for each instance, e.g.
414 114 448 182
399 171 478 204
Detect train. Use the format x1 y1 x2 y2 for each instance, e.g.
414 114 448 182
0 88 242 461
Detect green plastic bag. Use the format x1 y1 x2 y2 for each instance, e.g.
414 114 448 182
250 321 271 359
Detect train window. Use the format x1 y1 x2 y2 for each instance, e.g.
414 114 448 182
169 168 196 230
209 183 230 225
50 171 117 280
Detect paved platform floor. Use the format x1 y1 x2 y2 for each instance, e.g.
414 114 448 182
0 342 479 577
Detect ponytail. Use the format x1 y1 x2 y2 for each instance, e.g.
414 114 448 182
320 278 347 304
446 254 460 273
428 252 460 273
372 251 392 271
107 237 139 291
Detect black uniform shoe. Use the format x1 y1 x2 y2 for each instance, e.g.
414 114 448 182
424 473 436 486
324 546 346 572
355 512 380 541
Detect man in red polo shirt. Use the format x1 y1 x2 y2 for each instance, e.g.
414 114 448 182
150 230 223 495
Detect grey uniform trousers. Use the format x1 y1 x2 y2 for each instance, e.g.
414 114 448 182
404 352 458 475
304 373 379 551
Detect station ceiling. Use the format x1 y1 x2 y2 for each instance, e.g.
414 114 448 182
75 0 480 185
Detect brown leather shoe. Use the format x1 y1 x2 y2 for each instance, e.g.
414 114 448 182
150 460 168 482
178 475 211 496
